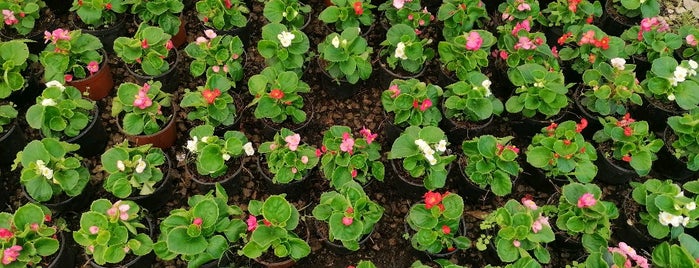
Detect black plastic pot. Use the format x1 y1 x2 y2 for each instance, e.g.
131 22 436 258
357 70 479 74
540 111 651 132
403 213 466 258
48 232 76 268
256 155 311 200
594 147 638 185
0 28 47 55
70 14 127 54
600 0 638 37
389 158 453 199
7 70 45 111
314 218 374 255
653 127 699 182
439 114 493 143
0 120 27 167
186 157 244 196
615 197 662 250
377 51 426 90
634 96 682 132
23 181 93 213
126 153 174 211
254 220 310 268
64 105 108 158
510 110 573 140
437 66 459 88
520 161 562 193
261 101 315 140
454 155 516 204
572 86 604 140
318 58 363 100
632 54 651 81
126 48 181 93
88 216 156 268
202 17 251 47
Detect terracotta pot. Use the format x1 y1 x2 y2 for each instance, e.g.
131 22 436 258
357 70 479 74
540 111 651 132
0 119 26 167
88 216 156 268
64 105 108 158
256 155 311 200
119 105 178 149
654 127 699 182
126 153 174 211
171 16 188 48
70 14 127 53
185 156 244 195
125 48 181 93
67 50 114 100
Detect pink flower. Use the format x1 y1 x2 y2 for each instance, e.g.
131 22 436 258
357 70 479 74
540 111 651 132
141 39 149 49
393 0 404 9
223 65 229 73
551 46 559 58
522 198 538 210
359 127 377 144
618 242 637 258
193 218 203 226
44 31 52 43
87 61 99 75
419 19 425 26
342 216 353 226
517 3 531 11
285 133 301 151
340 133 355 154
513 240 521 247
89 226 99 234
54 29 70 41
119 212 129 221
419 99 432 111
499 50 509 59
315 149 322 157
351 169 357 178
0 228 12 239
531 219 543 233
687 34 698 46
577 193 597 208
511 20 531 35
388 84 400 98
514 36 536 50
246 215 258 231
165 40 174 50
196 37 208 45
2 245 22 265
2 10 18 25
407 14 413 20
30 223 39 231
291 167 298 173
212 65 220 73
579 30 596 45
133 89 153 109
301 155 309 164
465 31 483 51
107 207 117 216
204 29 217 39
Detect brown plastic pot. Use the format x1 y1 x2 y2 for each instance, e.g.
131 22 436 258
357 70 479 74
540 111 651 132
67 51 114 100
171 16 187 48
119 105 178 149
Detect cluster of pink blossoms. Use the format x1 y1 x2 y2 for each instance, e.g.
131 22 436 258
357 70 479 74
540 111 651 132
608 242 649 268
285 133 301 151
133 83 153 110
520 197 549 234
246 215 271 232
43 28 71 44
2 245 22 265
106 200 131 221
340 132 355 154
638 17 670 41
465 31 483 51
502 0 532 20
577 193 597 208
2 10 18 25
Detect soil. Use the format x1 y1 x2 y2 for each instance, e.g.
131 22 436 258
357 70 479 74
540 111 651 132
596 141 635 172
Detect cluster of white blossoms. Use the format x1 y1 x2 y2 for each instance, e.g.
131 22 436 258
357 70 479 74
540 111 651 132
41 98 57 106
658 193 696 227
394 42 408 60
35 160 56 183
669 60 698 87
135 158 147 173
481 79 493 97
415 139 447 166
45 80 65 91
277 31 295 48
610 58 626 70
186 136 199 153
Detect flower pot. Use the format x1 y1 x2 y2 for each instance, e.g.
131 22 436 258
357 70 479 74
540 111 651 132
653 127 699 182
510 110 573 140
615 197 662 250
125 153 174 212
69 14 127 54
253 220 310 268
119 105 178 149
317 57 363 100
439 113 493 143
256 155 311 200
185 156 244 196
202 17 251 47
600 0 638 37
313 218 374 255
8 69 45 111
520 161 561 193
0 120 27 167
572 86 604 139
377 54 426 90
0 27 48 55
437 66 459 88
46 231 75 268
389 158 453 199
261 101 315 140
64 105 108 158
125 48 181 93
88 216 156 268
632 54 651 81
380 115 403 147
403 214 466 258
634 96 682 132
22 181 93 213
45 0 72 15
455 155 503 204
594 144 638 185
67 50 114 100
172 15 188 48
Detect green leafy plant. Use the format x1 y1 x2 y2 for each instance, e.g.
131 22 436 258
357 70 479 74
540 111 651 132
111 81 173 136
100 141 167 198
555 183 619 243
678 25 699 60
127 0 184 36
611 0 660 18
381 78 443 128
0 203 60 267
70 0 128 27
317 27 373 84
388 126 456 190
247 66 310 124
642 57 699 110
558 24 627 74
258 128 319 184
630 179 699 240
505 63 571 119
652 233 699 267
478 198 555 264
592 114 663 176
438 30 496 78
0 39 30 99
620 17 682 63
12 138 90 202
196 0 249 31
180 74 238 128
239 195 310 261
319 125 384 188
25 83 96 138
258 23 309 73
0 103 18 133
263 0 311 29
312 181 384 251
437 0 488 41
378 0 433 32
73 199 153 265
319 0 375 32
39 29 103 83
443 72 503 122
461 135 521 196
154 184 246 268
113 23 175 76
526 119 598 183
498 0 541 22
579 241 650 268
184 32 245 85
538 0 602 28
184 124 253 178
495 20 560 70
0 0 45 35
406 191 470 254
412 259 468 268
580 58 643 116
667 109 699 171
380 24 434 74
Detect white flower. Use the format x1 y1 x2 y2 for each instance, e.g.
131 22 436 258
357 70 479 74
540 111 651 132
659 211 675 226
677 191 685 197
41 98 57 106
610 58 626 70
243 142 255 156
414 139 429 149
277 31 295 48
394 42 408 60
202 136 212 143
435 140 447 153
533 82 544 88
186 137 198 153
423 147 435 156
674 66 689 82
689 60 698 70
668 93 676 101
331 36 341 48
35 160 54 181
683 216 691 227
669 77 678 87
116 160 125 172
222 153 231 161
45 80 65 91
670 215 684 227
425 153 437 165
687 202 696 211
135 158 147 174
481 79 492 90
282 12 287 17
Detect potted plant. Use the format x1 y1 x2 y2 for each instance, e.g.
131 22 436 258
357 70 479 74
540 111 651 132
11 138 90 208
319 0 376 33
629 179 698 240
317 27 373 99
388 125 456 191
100 141 171 210
0 203 72 267
184 31 245 86
113 23 179 92
460 135 521 197
494 20 559 70
196 0 249 36
69 0 128 51
0 0 46 38
555 182 619 245
257 128 319 197
180 74 239 128
73 199 154 266
437 30 496 82
577 58 643 121
580 241 650 268
662 110 699 180
0 102 22 166
525 119 598 183
39 29 113 100
127 0 185 47
378 24 434 84
557 24 627 74
478 198 555 265
652 233 699 267
436 0 488 41
263 0 311 29
312 181 384 252
592 114 663 177
441 72 503 140
504 63 571 119
239 195 311 265
0 40 30 99
319 125 384 189
537 0 602 29
377 0 432 33
620 17 681 66
381 79 443 132
405 191 471 255
247 66 311 126
609 0 660 19
642 57 699 111
497 0 541 23
154 184 247 268
112 81 176 148
257 22 310 74
678 25 699 60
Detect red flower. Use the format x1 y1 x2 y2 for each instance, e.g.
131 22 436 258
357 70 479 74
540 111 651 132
193 218 203 227
269 89 284 99
624 127 633 137
353 1 363 15
315 149 322 157
224 0 232 9
44 214 51 222
586 15 594 24
588 54 596 63
546 122 558 132
202 88 221 104
413 100 419 108
263 219 272 227
622 155 632 162
575 118 588 132
595 36 610 50
423 191 443 209
563 139 571 145
419 99 432 111
105 3 112 10
141 39 149 49
441 225 451 235
0 228 12 239
558 32 572 45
